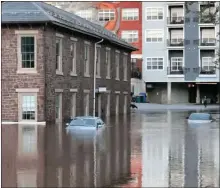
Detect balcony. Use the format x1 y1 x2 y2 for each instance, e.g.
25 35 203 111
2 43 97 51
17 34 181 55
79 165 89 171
167 66 184 75
195 39 216 46
131 68 142 79
199 16 216 24
167 17 184 24
192 67 216 75
167 39 184 47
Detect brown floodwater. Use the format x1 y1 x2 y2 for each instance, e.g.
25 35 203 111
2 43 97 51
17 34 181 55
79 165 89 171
2 110 219 187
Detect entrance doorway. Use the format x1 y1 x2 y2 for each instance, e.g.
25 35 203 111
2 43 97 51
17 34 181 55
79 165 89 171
188 83 196 103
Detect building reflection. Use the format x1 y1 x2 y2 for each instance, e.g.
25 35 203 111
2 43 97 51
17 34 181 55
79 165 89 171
196 125 219 187
17 124 45 187
142 112 170 187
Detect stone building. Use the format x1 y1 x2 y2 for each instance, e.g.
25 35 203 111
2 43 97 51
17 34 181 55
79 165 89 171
1 2 137 124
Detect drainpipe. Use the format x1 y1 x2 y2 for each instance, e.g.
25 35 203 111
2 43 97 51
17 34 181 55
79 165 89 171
93 38 104 117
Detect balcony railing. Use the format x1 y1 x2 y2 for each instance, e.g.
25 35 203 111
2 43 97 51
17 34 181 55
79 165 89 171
167 66 184 75
167 39 184 46
200 17 215 24
193 39 216 46
192 67 216 75
131 69 142 79
167 17 184 24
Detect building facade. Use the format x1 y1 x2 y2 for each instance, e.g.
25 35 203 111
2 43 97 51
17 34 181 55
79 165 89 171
48 1 146 97
142 2 220 104
1 2 136 124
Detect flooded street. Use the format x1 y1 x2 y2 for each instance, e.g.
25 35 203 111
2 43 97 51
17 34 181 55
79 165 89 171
2 108 219 187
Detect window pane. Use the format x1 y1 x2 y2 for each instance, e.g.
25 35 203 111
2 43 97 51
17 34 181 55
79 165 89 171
22 95 36 120
21 36 35 68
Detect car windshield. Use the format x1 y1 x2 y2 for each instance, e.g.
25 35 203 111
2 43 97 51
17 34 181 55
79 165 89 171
189 113 211 120
69 118 96 127
82 118 96 126
69 119 85 126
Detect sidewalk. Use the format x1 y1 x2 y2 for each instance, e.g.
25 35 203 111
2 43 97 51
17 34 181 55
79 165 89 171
134 103 220 111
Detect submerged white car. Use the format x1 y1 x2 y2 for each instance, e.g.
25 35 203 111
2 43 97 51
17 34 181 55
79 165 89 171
187 113 215 124
66 116 105 133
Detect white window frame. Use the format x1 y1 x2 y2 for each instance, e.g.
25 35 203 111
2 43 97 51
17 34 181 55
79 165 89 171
98 9 115 21
123 53 128 81
96 45 101 77
106 48 111 79
16 88 39 122
75 9 93 21
84 90 90 116
145 29 163 43
202 57 215 71
55 89 63 122
201 29 215 43
56 33 64 75
170 29 184 44
122 8 139 21
70 89 78 118
84 41 90 77
70 37 77 76
121 30 139 43
145 7 164 21
171 57 183 71
146 57 164 70
170 7 184 22
115 51 120 80
16 30 38 74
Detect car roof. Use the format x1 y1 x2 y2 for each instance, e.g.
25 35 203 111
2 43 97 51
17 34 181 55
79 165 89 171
75 116 100 120
190 113 211 115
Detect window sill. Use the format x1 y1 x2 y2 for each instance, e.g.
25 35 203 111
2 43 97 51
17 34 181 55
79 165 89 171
70 72 78 77
199 74 217 78
56 70 64 75
96 75 101 78
16 70 38 74
116 78 120 81
84 74 90 78
106 76 111 79
167 75 184 78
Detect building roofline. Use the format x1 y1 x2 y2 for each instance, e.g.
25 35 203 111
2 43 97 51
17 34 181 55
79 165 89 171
2 2 138 51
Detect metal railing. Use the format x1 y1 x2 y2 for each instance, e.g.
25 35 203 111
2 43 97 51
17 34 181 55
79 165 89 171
167 39 184 46
131 69 142 79
193 39 216 46
192 67 216 74
167 66 184 75
167 17 184 24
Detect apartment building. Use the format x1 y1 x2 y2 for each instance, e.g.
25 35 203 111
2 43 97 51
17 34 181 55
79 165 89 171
142 2 220 104
1 2 136 124
48 1 145 96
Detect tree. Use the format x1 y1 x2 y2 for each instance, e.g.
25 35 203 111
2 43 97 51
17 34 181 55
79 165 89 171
185 2 220 69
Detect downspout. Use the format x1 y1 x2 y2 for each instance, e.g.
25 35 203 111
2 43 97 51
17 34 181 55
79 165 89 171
93 38 103 188
44 22 47 123
93 38 104 117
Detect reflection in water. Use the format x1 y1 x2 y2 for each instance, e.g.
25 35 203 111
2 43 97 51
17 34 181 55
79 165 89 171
2 115 130 187
2 110 219 187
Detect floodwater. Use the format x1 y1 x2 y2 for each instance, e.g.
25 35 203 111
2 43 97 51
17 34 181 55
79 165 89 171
2 109 219 187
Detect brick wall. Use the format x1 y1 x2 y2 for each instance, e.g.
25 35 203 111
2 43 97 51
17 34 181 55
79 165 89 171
1 26 45 122
2 24 132 123
44 25 132 122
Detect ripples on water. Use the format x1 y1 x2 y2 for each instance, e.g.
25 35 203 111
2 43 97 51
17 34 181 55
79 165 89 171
2 110 219 187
